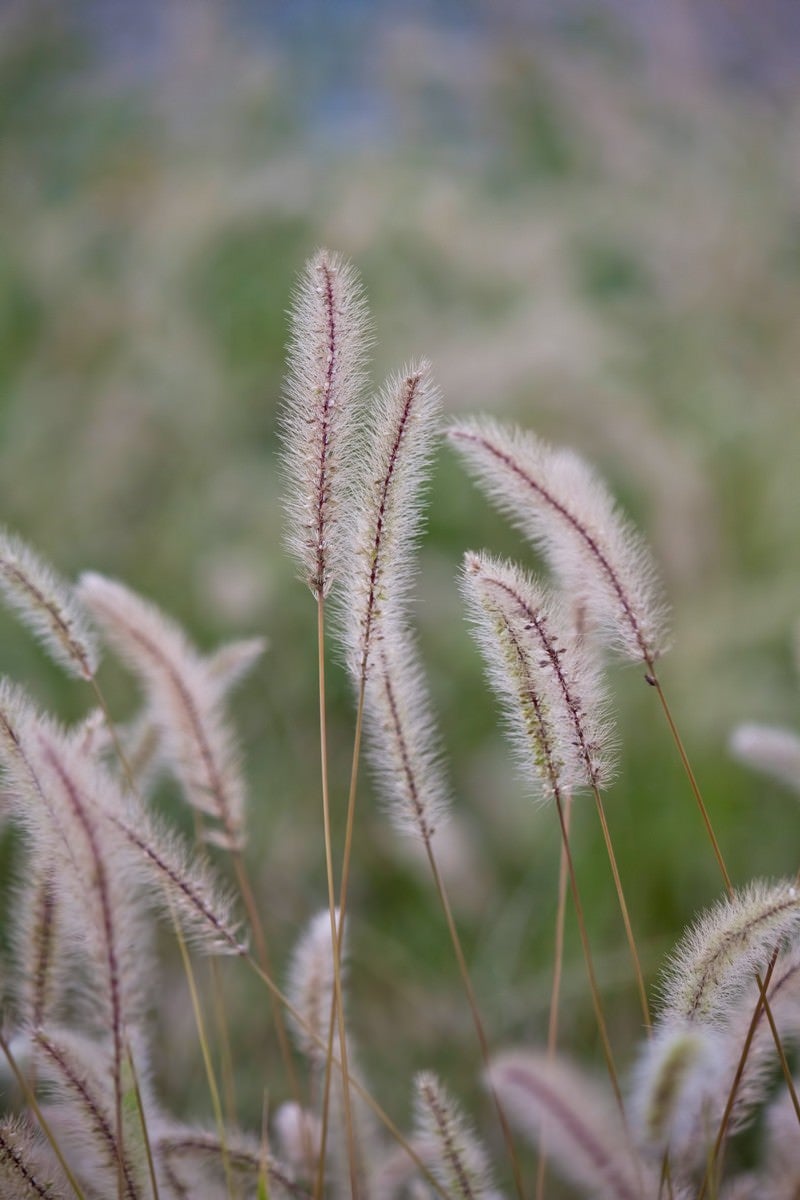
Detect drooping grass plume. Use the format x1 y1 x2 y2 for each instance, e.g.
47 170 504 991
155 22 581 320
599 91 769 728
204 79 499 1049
487 1052 654 1200
343 362 441 684
448 418 668 665
0 1116 69 1199
461 552 615 796
0 529 99 680
730 724 800 794
282 249 371 600
413 1072 494 1200
77 573 248 851
659 880 800 1025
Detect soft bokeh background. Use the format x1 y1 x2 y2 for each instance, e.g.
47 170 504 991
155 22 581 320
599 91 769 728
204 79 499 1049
2 0 800 1189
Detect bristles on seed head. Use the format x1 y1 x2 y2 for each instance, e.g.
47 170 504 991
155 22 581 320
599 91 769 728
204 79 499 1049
413 1071 494 1200
659 879 800 1025
286 908 341 1065
0 528 98 679
486 1051 653 1200
462 551 615 795
342 361 441 683
363 624 451 846
629 1021 724 1161
77 572 247 850
282 249 371 599
448 418 668 665
730 723 800 794
0 1115 70 1199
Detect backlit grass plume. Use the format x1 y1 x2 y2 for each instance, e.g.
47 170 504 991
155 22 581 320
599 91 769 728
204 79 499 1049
282 249 371 599
449 418 668 666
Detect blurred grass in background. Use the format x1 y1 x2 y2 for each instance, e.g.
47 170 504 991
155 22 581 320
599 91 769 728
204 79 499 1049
1 0 800 1184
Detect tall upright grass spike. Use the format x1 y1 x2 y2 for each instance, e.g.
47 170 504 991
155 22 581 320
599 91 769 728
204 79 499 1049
282 249 371 599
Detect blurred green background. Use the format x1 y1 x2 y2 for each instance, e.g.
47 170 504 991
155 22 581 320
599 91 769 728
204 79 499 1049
1 0 800 1189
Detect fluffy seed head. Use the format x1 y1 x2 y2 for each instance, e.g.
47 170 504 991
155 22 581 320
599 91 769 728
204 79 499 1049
486 1051 654 1200
0 528 98 679
363 626 451 845
730 723 800 795
282 249 371 599
413 1072 494 1200
462 552 615 796
660 880 800 1025
342 361 441 683
78 572 248 850
630 1021 724 1160
449 418 668 665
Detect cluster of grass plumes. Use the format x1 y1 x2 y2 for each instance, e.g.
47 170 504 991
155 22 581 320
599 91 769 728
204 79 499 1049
1 251 800 1200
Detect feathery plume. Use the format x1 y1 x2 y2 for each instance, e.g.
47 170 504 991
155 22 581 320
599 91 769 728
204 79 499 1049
77 573 247 850
461 558 579 800
630 1021 723 1160
363 630 451 844
413 1072 494 1200
13 855 62 1031
0 1116 69 1199
282 249 371 599
462 552 615 793
35 1028 147 1200
487 1052 653 1200
205 635 267 694
343 362 441 683
448 418 668 665
0 529 98 679
730 724 800 794
0 680 244 959
660 880 800 1025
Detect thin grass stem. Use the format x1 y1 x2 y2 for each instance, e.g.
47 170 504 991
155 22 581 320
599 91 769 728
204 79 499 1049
648 668 800 1128
535 791 572 1200
172 904 236 1200
316 596 360 1200
552 792 625 1117
591 786 651 1032
124 1036 161 1200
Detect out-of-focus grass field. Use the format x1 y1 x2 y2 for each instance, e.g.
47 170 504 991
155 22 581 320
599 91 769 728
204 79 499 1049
2 0 800 1184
